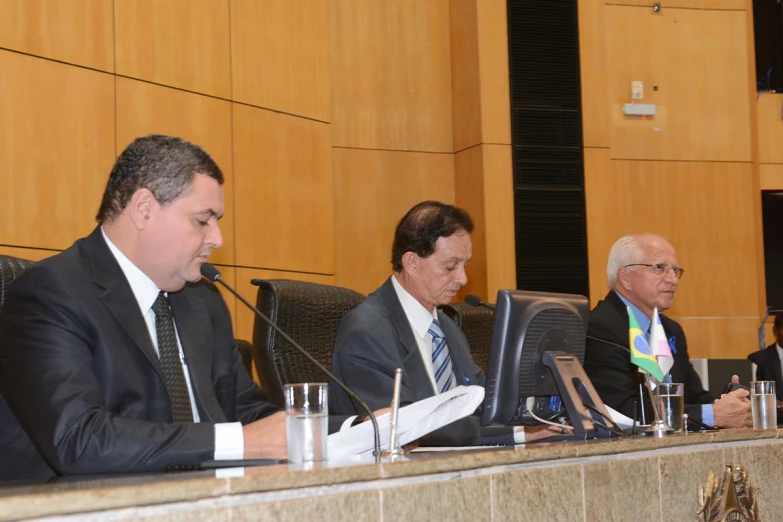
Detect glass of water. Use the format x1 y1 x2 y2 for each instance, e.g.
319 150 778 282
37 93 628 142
284 383 328 463
656 382 685 432
750 381 776 430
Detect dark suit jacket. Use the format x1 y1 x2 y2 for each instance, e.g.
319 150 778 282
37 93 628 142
0 227 279 481
329 277 514 446
748 344 783 401
583 291 715 423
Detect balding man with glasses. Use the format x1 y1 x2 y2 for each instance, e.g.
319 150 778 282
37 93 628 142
583 234 752 429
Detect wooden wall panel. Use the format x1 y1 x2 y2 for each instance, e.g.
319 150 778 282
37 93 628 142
757 92 783 165
454 146 486 301
449 0 481 152
0 0 114 71
605 6 752 161
481 144 515 299
231 0 330 121
454 144 515 303
0 246 58 262
115 78 236 266
333 149 455 295
584 157 760 319
475 0 511 146
234 268 335 346
449 0 511 151
674 317 761 360
233 105 333 274
583 148 613 308
0 51 115 250
578 0 610 148
114 0 230 98
760 164 783 190
330 0 453 152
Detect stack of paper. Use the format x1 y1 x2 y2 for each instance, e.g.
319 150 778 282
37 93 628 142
327 385 485 461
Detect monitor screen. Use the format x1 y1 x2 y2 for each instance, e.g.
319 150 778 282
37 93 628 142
480 289 589 427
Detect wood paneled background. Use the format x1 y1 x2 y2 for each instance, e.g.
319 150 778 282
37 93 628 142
581 0 767 359
0 0 774 363
0 0 515 364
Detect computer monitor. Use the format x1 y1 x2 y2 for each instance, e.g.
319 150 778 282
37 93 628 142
480 289 615 439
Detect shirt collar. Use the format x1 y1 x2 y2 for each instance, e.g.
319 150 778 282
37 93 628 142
101 227 163 316
614 290 652 336
777 343 783 358
391 274 438 339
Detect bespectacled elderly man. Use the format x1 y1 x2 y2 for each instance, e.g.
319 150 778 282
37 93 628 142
583 233 752 429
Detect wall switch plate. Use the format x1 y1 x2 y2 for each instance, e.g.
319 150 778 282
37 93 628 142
623 103 656 116
631 81 644 100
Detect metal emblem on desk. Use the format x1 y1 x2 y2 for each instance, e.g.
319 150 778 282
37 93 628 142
697 464 758 522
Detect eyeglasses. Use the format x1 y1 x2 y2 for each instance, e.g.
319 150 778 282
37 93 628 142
624 263 685 280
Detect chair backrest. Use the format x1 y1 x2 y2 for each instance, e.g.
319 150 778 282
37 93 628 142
251 279 365 408
0 255 34 313
440 301 495 374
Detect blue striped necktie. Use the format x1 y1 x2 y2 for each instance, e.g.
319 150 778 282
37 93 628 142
428 319 455 394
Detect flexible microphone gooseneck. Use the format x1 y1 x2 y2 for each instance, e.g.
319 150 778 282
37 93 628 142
200 262 382 461
465 294 496 310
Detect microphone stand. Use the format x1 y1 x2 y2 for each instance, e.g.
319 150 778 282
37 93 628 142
202 264 382 462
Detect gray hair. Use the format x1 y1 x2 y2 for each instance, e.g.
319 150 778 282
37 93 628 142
606 235 645 289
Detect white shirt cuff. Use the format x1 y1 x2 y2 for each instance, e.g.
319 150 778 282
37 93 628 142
214 422 244 460
513 426 526 444
340 415 359 432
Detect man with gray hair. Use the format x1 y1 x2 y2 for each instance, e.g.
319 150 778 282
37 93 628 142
583 234 752 428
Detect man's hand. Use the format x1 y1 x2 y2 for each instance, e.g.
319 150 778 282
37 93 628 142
242 412 287 459
525 424 568 442
713 388 752 428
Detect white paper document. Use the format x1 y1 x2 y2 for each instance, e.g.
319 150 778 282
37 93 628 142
605 404 634 431
327 385 485 461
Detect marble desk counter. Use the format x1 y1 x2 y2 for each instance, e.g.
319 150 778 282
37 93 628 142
1 428 780 521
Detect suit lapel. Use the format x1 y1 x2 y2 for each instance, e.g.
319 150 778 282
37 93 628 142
85 228 162 376
767 346 783 400
378 277 437 398
168 289 223 422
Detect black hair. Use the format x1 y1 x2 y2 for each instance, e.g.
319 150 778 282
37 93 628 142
96 135 223 223
391 200 474 272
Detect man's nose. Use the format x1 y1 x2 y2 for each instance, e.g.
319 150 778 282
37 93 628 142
208 221 223 249
455 265 468 286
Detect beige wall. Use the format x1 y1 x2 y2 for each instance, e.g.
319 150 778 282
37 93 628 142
579 0 765 359
1 0 773 361
0 1 515 363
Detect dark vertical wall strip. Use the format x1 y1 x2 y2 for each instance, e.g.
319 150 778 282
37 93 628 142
506 0 589 297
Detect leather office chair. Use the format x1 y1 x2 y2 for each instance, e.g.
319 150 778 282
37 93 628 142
251 279 365 408
441 301 495 374
0 255 34 313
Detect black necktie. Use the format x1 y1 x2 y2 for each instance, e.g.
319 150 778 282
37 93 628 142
152 292 194 422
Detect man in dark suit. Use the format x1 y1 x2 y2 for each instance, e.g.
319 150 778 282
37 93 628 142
0 135 287 481
748 313 783 405
583 234 752 428
330 201 559 445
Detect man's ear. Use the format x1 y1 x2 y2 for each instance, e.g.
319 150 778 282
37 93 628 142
618 267 633 291
402 252 418 275
127 188 155 230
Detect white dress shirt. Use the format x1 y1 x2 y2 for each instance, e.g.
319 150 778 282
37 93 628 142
102 229 243 460
391 275 441 394
390 276 525 443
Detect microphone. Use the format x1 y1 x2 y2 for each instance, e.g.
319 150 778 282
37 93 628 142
200 262 382 461
585 335 631 354
465 294 496 310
